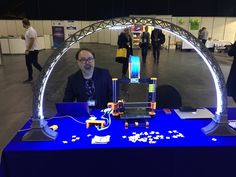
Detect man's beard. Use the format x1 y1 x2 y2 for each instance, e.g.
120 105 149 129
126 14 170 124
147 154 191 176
84 64 92 70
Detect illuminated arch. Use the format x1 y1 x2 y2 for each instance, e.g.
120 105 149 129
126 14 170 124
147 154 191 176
22 16 236 141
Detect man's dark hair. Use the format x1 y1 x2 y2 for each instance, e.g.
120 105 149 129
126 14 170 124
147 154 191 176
22 18 30 26
75 48 95 60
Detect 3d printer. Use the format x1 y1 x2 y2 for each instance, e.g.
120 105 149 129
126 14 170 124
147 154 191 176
108 55 157 128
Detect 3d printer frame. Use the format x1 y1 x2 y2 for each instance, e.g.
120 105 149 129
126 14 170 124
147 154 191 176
108 77 157 116
108 55 157 128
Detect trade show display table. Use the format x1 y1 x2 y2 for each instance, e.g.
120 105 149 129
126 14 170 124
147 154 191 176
182 40 232 52
1 108 236 177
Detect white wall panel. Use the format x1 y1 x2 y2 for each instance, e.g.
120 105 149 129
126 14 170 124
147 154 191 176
224 17 236 43
44 35 51 49
90 32 98 43
98 30 105 44
212 17 226 40
0 20 8 36
51 20 64 26
9 38 25 54
6 20 17 36
31 20 44 36
0 39 10 54
42 20 52 35
15 20 25 36
110 29 122 46
104 29 111 44
77 21 82 31
201 17 214 39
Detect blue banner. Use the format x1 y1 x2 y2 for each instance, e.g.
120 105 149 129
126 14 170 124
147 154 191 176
52 26 64 48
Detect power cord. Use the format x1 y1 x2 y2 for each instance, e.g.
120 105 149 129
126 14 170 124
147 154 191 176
18 128 32 132
18 115 86 132
18 110 113 132
45 115 86 124
95 108 113 131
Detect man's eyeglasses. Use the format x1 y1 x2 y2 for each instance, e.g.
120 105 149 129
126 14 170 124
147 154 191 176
79 57 95 63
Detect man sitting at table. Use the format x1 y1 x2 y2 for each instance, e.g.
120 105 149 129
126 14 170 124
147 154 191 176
63 48 112 108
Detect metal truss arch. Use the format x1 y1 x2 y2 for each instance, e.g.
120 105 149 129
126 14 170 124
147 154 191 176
23 16 235 141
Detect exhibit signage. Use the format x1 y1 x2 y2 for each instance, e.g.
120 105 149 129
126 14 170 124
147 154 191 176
52 21 65 49
64 20 80 48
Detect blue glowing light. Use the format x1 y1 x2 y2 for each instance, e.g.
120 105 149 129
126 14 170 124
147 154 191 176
129 55 140 83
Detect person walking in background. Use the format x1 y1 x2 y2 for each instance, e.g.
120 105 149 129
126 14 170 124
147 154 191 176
226 41 236 103
151 28 165 63
198 27 203 40
200 27 208 45
140 26 150 64
117 28 133 78
21 18 42 83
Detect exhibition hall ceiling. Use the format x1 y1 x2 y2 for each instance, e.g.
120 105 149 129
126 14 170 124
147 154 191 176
1 0 236 20
0 0 25 19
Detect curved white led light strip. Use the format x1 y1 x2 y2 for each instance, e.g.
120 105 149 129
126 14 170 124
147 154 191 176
27 17 234 141
38 22 225 120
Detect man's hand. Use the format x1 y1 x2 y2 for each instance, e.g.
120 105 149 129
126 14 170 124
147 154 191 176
21 34 25 40
25 50 29 55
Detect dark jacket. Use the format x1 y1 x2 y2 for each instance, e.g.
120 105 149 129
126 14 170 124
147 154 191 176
151 29 165 47
63 67 112 108
117 32 133 56
226 41 236 99
141 31 150 44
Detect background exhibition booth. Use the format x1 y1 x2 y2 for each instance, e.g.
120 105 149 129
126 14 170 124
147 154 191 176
0 15 236 54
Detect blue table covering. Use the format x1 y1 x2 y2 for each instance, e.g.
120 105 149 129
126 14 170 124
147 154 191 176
1 108 236 177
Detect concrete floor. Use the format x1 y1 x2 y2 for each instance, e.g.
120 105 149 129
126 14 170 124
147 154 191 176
0 43 235 155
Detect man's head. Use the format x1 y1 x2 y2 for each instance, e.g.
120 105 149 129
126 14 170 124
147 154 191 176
22 18 30 29
124 28 130 34
75 48 95 75
157 29 162 33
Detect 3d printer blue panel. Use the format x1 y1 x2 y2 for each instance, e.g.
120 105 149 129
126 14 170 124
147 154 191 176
129 55 140 83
